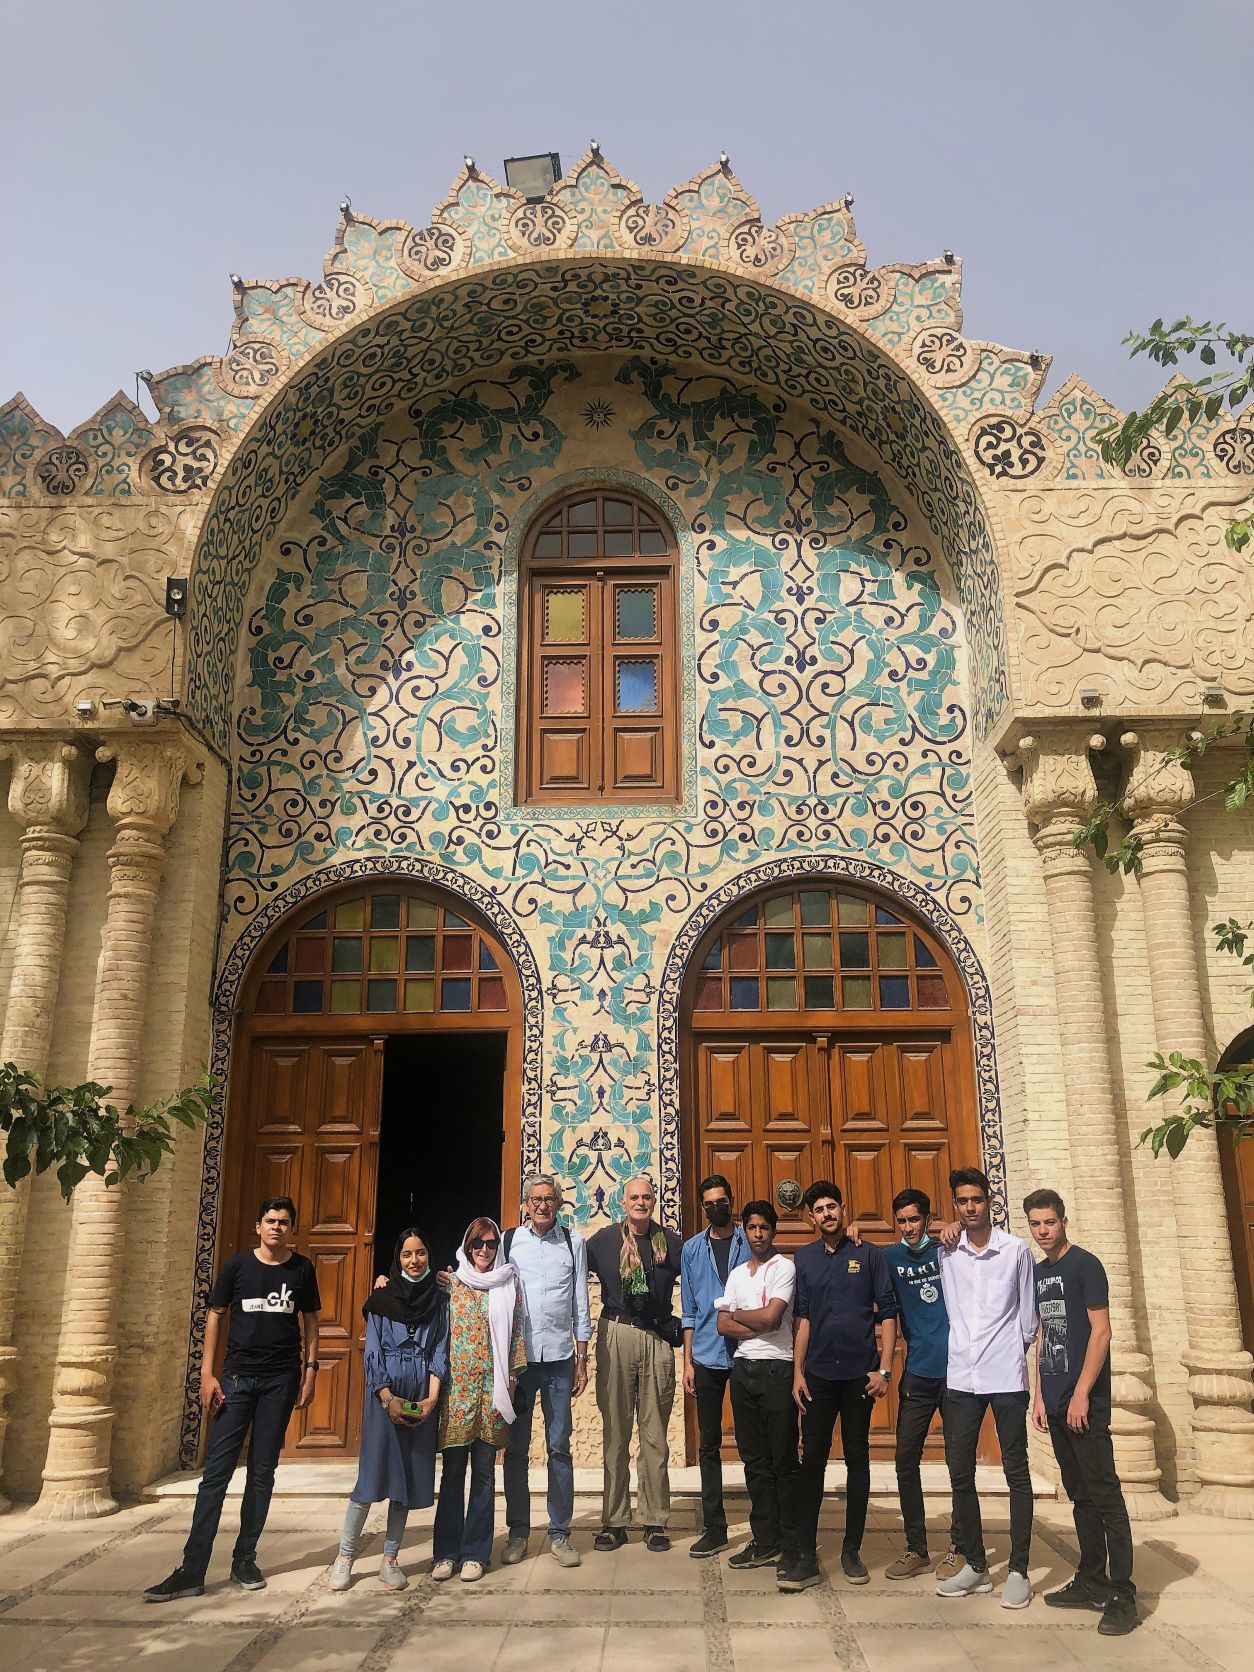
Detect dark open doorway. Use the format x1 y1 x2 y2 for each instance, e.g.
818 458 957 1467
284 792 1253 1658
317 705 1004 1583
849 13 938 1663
375 1032 507 1278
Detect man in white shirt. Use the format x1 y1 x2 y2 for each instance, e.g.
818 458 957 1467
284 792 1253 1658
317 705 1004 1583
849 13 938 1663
935 1166 1038 1610
714 1199 799 1574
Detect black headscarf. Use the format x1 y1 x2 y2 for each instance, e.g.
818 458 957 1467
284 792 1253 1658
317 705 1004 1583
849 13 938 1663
363 1228 446 1330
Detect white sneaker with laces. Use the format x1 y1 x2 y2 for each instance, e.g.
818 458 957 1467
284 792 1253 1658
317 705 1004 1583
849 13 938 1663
460 1560 485 1583
378 1555 408 1591
1001 1570 1032 1609
936 1562 994 1597
326 1553 353 1592
431 1559 457 1581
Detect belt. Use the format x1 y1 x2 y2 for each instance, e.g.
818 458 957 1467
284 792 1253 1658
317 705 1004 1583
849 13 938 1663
602 1309 651 1331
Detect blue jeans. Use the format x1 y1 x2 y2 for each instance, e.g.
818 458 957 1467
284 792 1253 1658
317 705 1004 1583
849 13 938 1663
183 1369 299 1577
503 1357 576 1539
433 1441 497 1565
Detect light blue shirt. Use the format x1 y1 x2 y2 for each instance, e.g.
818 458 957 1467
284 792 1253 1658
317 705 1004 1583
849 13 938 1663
506 1222 592 1363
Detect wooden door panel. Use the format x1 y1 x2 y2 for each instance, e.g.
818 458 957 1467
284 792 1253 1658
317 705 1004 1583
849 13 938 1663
703 1141 755 1209
831 1044 886 1132
759 1041 812 1131
307 1245 357 1343
899 1140 949 1209
253 1046 308 1135
699 1042 752 1132
239 1145 305 1253
316 1045 371 1133
842 1141 895 1234
895 1041 949 1131
762 1142 817 1245
308 1145 361 1234
290 1350 355 1452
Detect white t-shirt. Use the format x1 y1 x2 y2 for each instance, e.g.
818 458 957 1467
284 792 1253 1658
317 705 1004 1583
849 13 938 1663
715 1254 796 1361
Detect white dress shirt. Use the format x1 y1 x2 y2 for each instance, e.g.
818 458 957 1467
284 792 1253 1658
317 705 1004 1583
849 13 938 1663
939 1227 1038 1394
506 1223 592 1363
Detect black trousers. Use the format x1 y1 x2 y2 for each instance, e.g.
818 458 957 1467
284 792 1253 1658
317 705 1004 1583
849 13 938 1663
693 1363 732 1535
183 1369 299 1576
894 1370 956 1558
730 1358 800 1560
1048 1407 1135 1600
942 1389 1033 1575
796 1373 874 1558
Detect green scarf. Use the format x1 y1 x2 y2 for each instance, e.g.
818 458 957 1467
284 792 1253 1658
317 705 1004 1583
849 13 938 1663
620 1219 669 1297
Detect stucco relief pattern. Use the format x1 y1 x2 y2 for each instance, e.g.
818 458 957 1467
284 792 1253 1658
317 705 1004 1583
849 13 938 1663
1007 483 1254 708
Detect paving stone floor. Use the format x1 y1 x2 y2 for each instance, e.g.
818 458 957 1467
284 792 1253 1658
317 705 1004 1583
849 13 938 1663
0 1491 1251 1671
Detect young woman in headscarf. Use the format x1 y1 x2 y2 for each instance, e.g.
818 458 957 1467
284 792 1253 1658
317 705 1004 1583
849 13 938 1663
431 1216 526 1583
327 1228 449 1591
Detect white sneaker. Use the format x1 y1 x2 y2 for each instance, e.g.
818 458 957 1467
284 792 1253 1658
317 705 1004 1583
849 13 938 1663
431 1559 457 1582
326 1553 353 1592
378 1555 408 1591
1001 1570 1032 1609
937 1562 994 1597
460 1560 485 1583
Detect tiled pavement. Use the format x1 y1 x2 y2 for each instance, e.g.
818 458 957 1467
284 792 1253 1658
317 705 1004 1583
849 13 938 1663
1 1491 1252 1671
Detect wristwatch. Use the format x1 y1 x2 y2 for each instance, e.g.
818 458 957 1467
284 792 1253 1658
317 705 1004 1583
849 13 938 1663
877 1364 892 1378
305 1360 321 1372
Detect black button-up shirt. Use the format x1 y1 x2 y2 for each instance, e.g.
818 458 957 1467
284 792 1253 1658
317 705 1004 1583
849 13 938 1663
793 1235 898 1380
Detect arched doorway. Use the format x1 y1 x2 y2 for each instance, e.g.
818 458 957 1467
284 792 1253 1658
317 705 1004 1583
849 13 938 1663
218 879 524 1459
681 877 983 1459
1219 1026 1254 1354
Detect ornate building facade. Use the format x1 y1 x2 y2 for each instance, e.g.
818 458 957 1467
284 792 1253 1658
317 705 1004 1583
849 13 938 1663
0 151 1251 1518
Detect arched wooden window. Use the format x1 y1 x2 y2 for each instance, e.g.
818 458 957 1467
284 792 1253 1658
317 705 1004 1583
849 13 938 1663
518 490 680 803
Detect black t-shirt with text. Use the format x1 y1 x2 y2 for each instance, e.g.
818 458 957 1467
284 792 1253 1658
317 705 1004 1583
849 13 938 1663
1032 1244 1111 1416
208 1249 321 1376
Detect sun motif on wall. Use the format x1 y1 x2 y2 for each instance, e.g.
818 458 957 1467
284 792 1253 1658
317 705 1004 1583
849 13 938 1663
582 399 615 431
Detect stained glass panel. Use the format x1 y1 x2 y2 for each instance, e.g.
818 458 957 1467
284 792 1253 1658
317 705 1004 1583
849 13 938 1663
804 975 835 1008
730 978 760 1010
409 901 438 929
371 896 401 930
330 980 359 1013
917 974 949 1008
293 939 323 973
836 894 866 926
802 934 833 970
292 980 323 1014
442 978 472 1012
694 975 722 1010
334 901 363 931
880 976 911 1009
764 896 793 928
403 979 435 1013
616 588 657 640
877 933 908 969
838 932 871 968
479 943 498 972
914 937 938 969
765 934 795 970
266 944 288 975
368 939 398 973
444 911 469 929
366 979 396 1012
702 940 722 971
842 976 873 1009
543 660 586 716
255 981 285 1014
405 936 435 972
875 905 901 926
442 935 474 971
544 589 585 643
729 935 759 971
767 978 796 1010
800 891 830 926
479 978 507 1010
616 659 658 713
332 937 362 973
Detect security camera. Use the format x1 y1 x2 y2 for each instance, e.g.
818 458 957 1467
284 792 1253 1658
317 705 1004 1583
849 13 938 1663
73 697 95 719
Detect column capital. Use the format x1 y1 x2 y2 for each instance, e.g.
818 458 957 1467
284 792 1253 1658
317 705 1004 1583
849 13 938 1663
1120 728 1196 829
0 738 91 839
1018 726 1106 829
97 736 202 843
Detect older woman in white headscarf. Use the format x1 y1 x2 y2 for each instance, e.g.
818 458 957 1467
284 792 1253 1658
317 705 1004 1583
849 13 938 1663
430 1216 525 1583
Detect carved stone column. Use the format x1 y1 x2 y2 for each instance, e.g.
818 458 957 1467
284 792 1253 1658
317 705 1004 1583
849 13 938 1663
1121 729 1254 1517
0 740 92 1513
33 737 199 1520
1019 728 1174 1518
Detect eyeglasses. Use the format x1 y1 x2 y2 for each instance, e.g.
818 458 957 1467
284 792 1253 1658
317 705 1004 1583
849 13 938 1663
469 1238 499 1252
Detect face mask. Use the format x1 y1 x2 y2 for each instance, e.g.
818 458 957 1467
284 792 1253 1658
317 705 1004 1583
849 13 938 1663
703 1202 732 1228
401 1268 429 1283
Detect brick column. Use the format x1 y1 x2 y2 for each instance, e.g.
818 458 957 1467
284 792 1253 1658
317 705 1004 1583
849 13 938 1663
1019 728 1174 1518
0 740 92 1513
33 737 199 1520
1121 729 1254 1518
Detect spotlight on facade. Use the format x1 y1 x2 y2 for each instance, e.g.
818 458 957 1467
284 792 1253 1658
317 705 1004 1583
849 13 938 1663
719 151 730 168
1203 685 1226 707
943 250 955 265
503 152 562 202
165 578 188 620
1080 688 1102 709
73 697 95 719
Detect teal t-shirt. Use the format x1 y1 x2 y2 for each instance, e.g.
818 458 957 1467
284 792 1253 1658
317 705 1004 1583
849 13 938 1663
888 1239 949 1379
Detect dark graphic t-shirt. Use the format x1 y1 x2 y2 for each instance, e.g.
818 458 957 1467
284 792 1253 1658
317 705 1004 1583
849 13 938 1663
1032 1245 1111 1416
711 1234 734 1287
208 1250 321 1376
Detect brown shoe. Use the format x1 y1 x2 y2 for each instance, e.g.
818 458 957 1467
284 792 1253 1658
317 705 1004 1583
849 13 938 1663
886 1551 932 1580
934 1546 963 1580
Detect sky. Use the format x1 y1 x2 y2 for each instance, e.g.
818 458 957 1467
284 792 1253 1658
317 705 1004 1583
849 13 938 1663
4 0 1251 434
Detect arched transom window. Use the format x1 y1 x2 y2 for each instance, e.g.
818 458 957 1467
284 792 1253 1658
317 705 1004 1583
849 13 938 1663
518 490 680 804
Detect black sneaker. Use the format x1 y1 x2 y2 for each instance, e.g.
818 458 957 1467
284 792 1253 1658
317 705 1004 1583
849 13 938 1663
1098 1596 1141 1636
728 1541 782 1570
840 1546 870 1585
690 1529 730 1558
143 1566 205 1602
644 1526 671 1553
230 1557 267 1591
1045 1577 1108 1611
777 1555 821 1592
594 1526 628 1552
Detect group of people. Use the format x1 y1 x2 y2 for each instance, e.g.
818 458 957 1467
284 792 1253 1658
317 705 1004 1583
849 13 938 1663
143 1166 1139 1638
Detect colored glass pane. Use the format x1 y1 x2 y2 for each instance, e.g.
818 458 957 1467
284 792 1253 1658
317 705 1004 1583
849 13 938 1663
802 934 833 969
879 976 911 1009
366 978 397 1012
804 975 835 1008
603 498 633 525
334 900 364 930
442 935 474 971
836 894 866 926
842 976 873 1009
543 660 586 716
368 938 398 973
479 977 508 1010
255 981 286 1014
371 895 401 930
616 588 657 640
568 531 597 558
441 978 472 1011
329 980 359 1014
616 659 657 713
544 589 585 643
800 891 830 926
409 901 438 929
304 911 327 931
764 896 793 928
292 980 323 1014
293 938 324 973
730 978 760 1010
533 532 562 558
917 974 949 1008
702 940 722 971
444 911 469 929
875 905 901 925
479 942 498 972
403 979 435 1013
728 934 759 971
765 934 796 970
568 498 597 526
638 527 666 556
694 975 722 1010
731 907 758 929
406 936 435 972
838 932 871 968
877 932 908 969
265 944 289 975
331 937 362 973
767 978 797 1010
914 937 938 969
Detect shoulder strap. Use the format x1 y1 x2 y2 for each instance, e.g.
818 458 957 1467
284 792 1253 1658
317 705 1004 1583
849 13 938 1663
504 1227 514 1260
562 1224 573 1254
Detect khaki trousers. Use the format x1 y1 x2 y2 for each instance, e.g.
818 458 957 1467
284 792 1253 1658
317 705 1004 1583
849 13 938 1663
595 1316 676 1528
